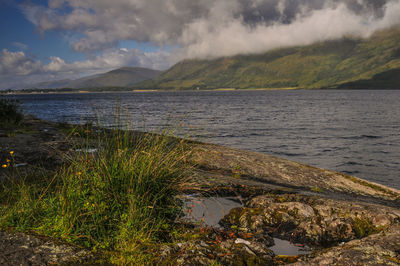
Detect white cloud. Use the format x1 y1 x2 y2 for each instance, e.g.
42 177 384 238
21 0 400 56
12 42 28 51
176 0 400 59
0 49 42 76
3 0 400 88
178 4 375 59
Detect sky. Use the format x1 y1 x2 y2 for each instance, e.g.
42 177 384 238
1 0 400 89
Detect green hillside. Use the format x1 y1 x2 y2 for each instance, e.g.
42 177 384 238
336 68 400 89
138 27 400 90
70 67 162 88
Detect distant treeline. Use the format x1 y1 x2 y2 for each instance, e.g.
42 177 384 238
2 87 134 94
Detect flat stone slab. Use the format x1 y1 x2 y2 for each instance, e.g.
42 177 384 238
190 143 400 204
0 231 92 265
294 224 400 265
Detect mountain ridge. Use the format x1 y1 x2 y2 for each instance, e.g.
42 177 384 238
136 27 400 90
31 67 162 90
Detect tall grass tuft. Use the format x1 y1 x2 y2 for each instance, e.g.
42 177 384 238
0 98 23 126
0 116 191 264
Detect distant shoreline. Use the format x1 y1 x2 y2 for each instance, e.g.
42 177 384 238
1 87 302 95
3 87 400 95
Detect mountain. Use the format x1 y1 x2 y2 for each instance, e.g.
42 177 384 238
137 27 400 90
336 68 400 89
69 67 162 88
32 67 162 90
32 79 72 89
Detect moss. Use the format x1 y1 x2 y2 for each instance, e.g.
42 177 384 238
287 207 299 218
6 127 38 138
277 196 286 203
232 165 243 179
209 260 223 266
383 255 400 264
224 207 263 225
342 174 396 196
352 218 377 238
311 186 323 193
273 211 284 223
181 233 202 241
273 255 300 264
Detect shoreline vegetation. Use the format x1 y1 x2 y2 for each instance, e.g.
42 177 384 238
1 99 400 265
1 99 194 264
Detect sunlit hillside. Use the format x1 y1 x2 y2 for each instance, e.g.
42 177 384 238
138 27 400 90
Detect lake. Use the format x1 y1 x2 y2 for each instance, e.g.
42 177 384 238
6 89 400 189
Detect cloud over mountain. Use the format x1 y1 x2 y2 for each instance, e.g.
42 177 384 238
2 0 400 88
23 0 400 59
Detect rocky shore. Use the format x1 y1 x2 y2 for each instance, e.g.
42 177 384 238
1 116 399 265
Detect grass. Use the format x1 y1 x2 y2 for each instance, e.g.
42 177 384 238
0 118 192 264
0 98 23 126
352 217 378 238
342 174 398 198
311 186 323 193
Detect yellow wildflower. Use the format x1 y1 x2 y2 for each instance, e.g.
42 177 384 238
9 151 14 155
6 159 10 163
92 203 95 207
2 164 7 168
77 171 82 176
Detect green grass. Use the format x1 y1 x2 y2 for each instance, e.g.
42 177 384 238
0 98 23 126
352 217 378 238
311 186 323 193
0 122 191 264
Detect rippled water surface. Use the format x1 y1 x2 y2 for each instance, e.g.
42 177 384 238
7 90 400 189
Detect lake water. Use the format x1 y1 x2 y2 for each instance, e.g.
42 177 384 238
5 90 400 189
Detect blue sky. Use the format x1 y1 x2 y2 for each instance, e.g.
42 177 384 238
0 0 398 89
0 0 84 63
0 0 176 89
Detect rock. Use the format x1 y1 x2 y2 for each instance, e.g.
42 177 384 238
3 116 400 265
235 238 251 245
247 195 274 207
162 238 274 265
0 231 92 265
190 143 400 202
293 224 400 265
159 245 173 259
221 193 400 246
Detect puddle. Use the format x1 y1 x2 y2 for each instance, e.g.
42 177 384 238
74 148 98 153
13 163 28 167
180 195 311 256
270 238 311 256
181 195 243 227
